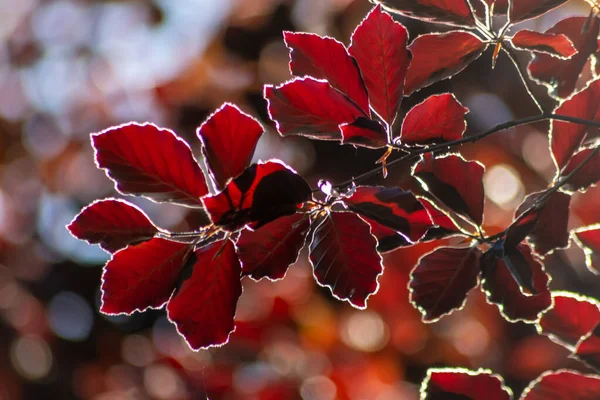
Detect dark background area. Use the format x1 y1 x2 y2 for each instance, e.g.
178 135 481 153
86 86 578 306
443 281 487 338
0 0 599 399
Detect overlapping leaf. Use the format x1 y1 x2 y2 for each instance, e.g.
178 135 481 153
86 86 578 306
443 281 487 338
549 79 600 169
574 323 600 372
308 212 383 309
67 199 157 253
481 244 551 322
537 292 600 348
400 93 468 145
167 239 242 350
520 370 600 400
237 214 310 281
421 368 513 400
509 0 569 23
203 161 311 231
419 197 464 241
265 77 365 140
340 118 388 148
410 246 481 322
405 31 487 95
514 191 571 255
560 147 600 192
100 238 192 315
373 0 477 28
349 5 410 126
364 217 412 253
197 103 264 190
92 123 209 207
413 153 485 226
510 30 577 58
572 225 600 273
343 186 432 242
528 17 600 100
284 32 370 114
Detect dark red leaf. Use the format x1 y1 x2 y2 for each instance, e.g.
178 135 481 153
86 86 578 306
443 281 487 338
422 368 512 400
364 217 412 253
203 161 311 231
511 30 577 58
521 370 600 400
420 198 463 240
264 77 364 140
348 5 410 125
344 186 432 242
509 0 569 23
283 32 369 114
481 245 551 322
167 239 242 350
573 226 600 273
404 31 487 95
340 117 388 149
504 208 540 251
92 123 209 207
308 212 383 309
560 147 600 192
514 191 571 255
100 238 192 315
528 17 600 99
400 93 468 145
550 79 600 169
373 0 476 27
537 292 600 348
409 246 481 322
412 153 485 225
237 214 310 281
197 103 263 190
574 322 600 372
67 199 157 253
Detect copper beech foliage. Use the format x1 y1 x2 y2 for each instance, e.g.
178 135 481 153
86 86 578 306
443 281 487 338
67 1 600 396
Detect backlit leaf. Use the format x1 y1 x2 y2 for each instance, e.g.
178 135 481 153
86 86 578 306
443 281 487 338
573 225 600 273
560 147 600 193
92 123 209 206
421 367 513 400
308 212 383 309
340 117 388 149
100 238 192 315
167 239 242 350
349 5 410 125
67 199 157 253
510 30 577 58
197 103 264 190
520 370 600 400
373 0 477 28
574 323 600 372
509 0 569 23
410 246 481 322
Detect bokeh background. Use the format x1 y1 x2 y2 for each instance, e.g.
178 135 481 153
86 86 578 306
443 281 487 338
1 0 600 399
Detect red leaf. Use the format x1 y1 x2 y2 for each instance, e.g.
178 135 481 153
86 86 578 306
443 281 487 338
364 217 411 253
528 17 600 100
344 186 432 242
511 30 577 58
283 32 369 115
348 5 410 125
373 0 476 28
550 80 600 169
420 198 463 240
481 245 552 322
560 147 600 192
100 238 191 315
422 368 512 400
413 153 485 225
514 191 571 255
537 292 600 348
400 93 468 145
575 323 600 372
573 225 600 273
264 77 364 140
203 161 311 231
509 0 569 23
340 117 388 149
237 214 310 281
167 239 242 350
67 199 157 253
409 246 481 322
92 123 209 207
404 31 487 95
197 103 263 190
521 370 600 399
308 212 383 309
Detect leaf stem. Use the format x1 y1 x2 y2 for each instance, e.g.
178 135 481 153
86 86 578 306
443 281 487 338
502 46 545 113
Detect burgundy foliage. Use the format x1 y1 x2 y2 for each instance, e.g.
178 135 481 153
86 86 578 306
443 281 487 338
373 0 476 28
422 368 512 400
509 0 569 23
521 370 600 400
573 226 600 273
575 323 600 372
561 147 600 192
510 30 577 58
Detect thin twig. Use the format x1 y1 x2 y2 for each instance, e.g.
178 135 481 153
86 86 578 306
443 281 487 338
502 46 545 113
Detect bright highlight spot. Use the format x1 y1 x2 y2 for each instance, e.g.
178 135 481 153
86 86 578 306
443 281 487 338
48 291 93 341
341 311 389 352
483 164 524 208
10 335 53 380
300 376 337 400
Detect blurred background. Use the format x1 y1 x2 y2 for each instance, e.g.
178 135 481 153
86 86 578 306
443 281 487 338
0 0 600 398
